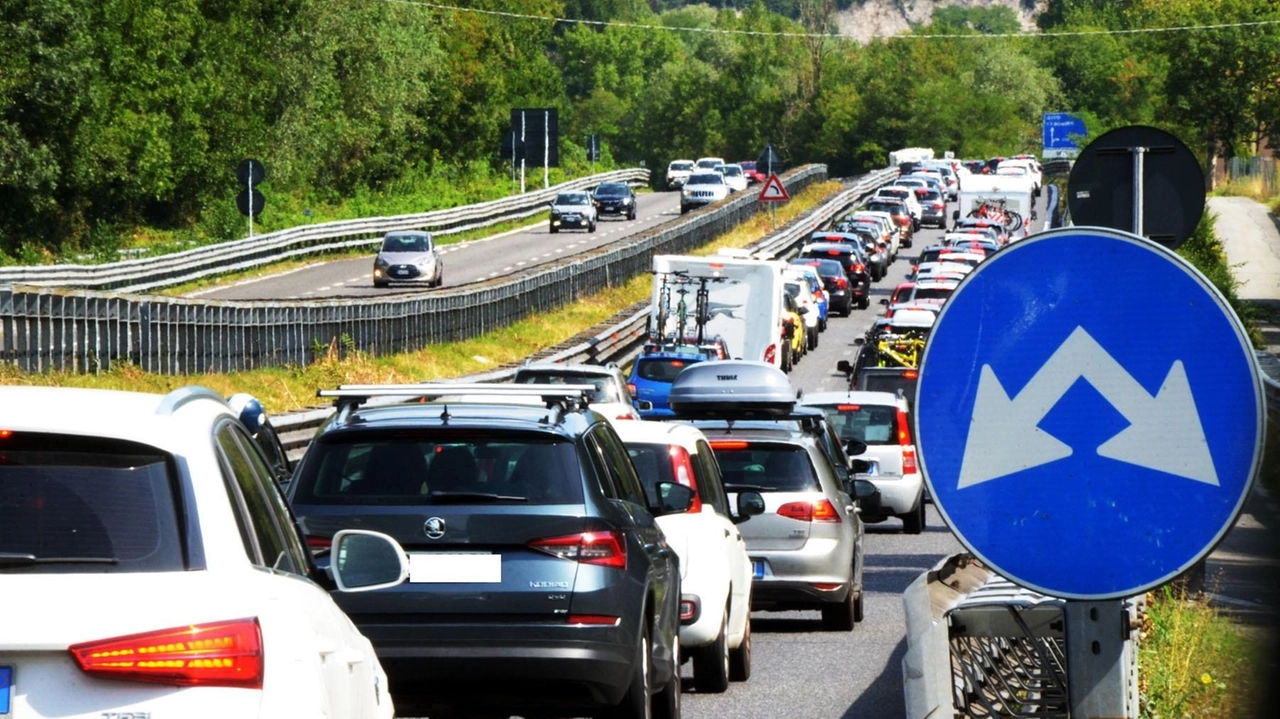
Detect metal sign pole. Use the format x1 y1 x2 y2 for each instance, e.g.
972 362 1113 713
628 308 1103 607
247 172 254 238
520 111 526 194
544 115 550 190
1066 600 1133 718
1133 147 1146 237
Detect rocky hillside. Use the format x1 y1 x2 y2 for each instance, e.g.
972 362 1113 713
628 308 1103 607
835 0 1047 43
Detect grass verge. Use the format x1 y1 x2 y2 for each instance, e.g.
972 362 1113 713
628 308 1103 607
0 182 842 413
1140 586 1267 719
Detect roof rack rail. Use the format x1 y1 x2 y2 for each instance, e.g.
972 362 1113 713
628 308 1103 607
317 383 598 412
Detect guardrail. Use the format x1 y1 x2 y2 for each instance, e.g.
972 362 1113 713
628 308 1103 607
0 166 828 375
903 553 1141 719
0 169 650 294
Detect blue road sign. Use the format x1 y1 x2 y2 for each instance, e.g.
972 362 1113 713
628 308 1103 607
915 227 1263 600
1043 112 1086 155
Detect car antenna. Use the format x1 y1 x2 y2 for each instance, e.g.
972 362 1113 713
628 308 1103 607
439 404 451 424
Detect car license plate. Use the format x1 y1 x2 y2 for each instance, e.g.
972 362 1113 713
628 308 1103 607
409 553 501 583
0 666 12 715
752 560 765 579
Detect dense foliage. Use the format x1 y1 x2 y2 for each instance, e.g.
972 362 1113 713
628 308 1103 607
1 0 1275 261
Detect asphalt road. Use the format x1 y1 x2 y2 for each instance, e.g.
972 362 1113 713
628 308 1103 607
192 191 684 301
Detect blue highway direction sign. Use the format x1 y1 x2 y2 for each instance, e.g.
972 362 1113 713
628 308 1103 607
1042 112 1086 158
915 227 1263 600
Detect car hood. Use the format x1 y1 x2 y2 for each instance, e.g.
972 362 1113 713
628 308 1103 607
552 204 592 212
378 250 434 262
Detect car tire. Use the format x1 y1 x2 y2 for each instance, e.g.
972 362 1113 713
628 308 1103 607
781 343 792 372
629 210 637 221
858 295 870 310
604 632 651 719
821 589 856 632
653 635 681 719
693 612 730 693
806 328 818 352
902 499 925 535
589 221 597 233
550 224 559 234
729 613 751 682
373 280 388 288
854 586 865 623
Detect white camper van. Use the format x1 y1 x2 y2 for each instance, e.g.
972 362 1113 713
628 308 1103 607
651 254 787 368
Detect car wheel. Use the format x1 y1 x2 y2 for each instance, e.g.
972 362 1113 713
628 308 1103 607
902 499 925 535
653 634 681 719
604 632 651 719
373 280 388 288
858 295 870 310
589 221 597 233
550 224 559 234
693 612 730 693
854 584 866 623
821 589 856 632
729 613 751 682
629 210 637 221
781 343 792 372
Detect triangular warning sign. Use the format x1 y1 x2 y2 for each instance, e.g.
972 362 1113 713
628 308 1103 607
757 173 790 202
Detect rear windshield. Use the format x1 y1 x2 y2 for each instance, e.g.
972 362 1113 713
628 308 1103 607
711 443 819 493
858 373 917 401
636 357 698 383
291 435 583 505
514 371 621 404
912 287 954 301
0 433 184 573
866 202 903 214
814 404 900 446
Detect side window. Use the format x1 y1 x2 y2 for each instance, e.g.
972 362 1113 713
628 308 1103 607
593 425 648 507
694 440 730 517
582 433 621 500
216 423 306 576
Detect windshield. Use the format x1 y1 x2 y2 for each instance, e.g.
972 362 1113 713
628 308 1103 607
670 161 694 171
381 234 432 253
292 435 583 505
594 183 629 197
555 193 589 205
719 166 742 177
687 173 723 185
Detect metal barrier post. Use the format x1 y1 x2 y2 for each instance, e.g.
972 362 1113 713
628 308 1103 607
1065 600 1132 718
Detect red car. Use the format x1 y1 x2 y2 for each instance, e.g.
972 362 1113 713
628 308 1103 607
738 161 765 185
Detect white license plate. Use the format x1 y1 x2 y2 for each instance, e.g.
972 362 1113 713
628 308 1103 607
409 553 501 583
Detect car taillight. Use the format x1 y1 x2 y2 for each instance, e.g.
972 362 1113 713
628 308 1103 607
827 249 841 256
903 447 918 475
897 408 912 445
627 382 636 397
853 264 865 273
837 404 861 411
306 535 332 551
0 429 11 439
669 446 703 513
764 343 777 365
835 276 847 288
777 500 841 523
710 440 750 450
904 370 919 379
529 531 627 569
567 615 621 626
70 618 264 688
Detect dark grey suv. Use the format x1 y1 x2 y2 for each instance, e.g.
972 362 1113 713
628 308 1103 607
287 384 684 719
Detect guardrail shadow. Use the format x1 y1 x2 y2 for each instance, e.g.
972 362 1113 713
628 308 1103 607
839 637 908 719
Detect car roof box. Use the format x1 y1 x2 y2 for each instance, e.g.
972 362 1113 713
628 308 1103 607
668 360 798 417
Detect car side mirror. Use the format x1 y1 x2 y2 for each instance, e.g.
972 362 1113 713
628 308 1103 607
330 530 410 592
797 306 809 315
653 482 695 516
845 438 868 457
635 400 654 412
836 360 853 374
734 491 766 524
852 337 865 346
851 479 882 515
879 298 889 306
952 209 960 221
849 458 873 474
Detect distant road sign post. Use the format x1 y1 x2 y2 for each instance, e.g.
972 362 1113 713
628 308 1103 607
1042 112 1086 160
758 172 789 229
915 225 1263 717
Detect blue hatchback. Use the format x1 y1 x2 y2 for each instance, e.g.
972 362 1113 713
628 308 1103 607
627 349 707 418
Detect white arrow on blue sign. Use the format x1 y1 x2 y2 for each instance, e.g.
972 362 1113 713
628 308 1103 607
915 226 1263 600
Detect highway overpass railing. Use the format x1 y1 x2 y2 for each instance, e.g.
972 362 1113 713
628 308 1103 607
0 166 827 374
0 169 651 294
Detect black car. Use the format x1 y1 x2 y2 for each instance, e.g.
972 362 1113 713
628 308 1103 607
796 241 872 310
287 384 684 719
592 181 638 220
790 257 853 317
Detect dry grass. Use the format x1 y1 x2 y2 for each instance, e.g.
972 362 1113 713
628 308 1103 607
0 182 842 413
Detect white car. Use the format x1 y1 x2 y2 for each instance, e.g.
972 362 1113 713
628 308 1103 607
681 171 731 214
715 163 749 193
874 186 924 230
0 386 412 719
512 361 641 422
695 156 726 171
802 390 927 533
667 159 695 189
612 420 761 693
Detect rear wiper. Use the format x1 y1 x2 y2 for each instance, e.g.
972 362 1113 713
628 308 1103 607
0 552 120 568
428 491 528 503
723 484 769 492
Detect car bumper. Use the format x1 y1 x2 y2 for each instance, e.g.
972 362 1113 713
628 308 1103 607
863 473 923 517
747 537 854 609
552 216 593 229
597 204 632 216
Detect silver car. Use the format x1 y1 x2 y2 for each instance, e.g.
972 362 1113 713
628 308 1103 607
373 231 442 288
549 190 597 233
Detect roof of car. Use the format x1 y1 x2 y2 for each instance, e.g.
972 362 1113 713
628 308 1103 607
611 418 709 447
516 363 621 378
325 400 596 438
802 390 906 408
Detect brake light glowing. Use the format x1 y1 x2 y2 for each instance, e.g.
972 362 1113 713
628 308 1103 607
835 276 847 288
710 440 750 450
0 429 11 439
836 405 861 412
670 361 685 368
306 536 332 551
827 249 841 256
529 531 627 569
70 618 263 688
853 264 864 273
669 446 702 513
897 408 912 445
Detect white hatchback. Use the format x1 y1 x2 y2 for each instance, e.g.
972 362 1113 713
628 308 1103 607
0 386 411 719
802 390 926 533
612 420 762 694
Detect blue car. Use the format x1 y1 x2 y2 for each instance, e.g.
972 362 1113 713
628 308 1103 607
627 349 708 418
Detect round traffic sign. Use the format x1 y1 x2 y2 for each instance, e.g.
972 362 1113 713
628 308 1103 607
914 226 1262 599
237 158 266 186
